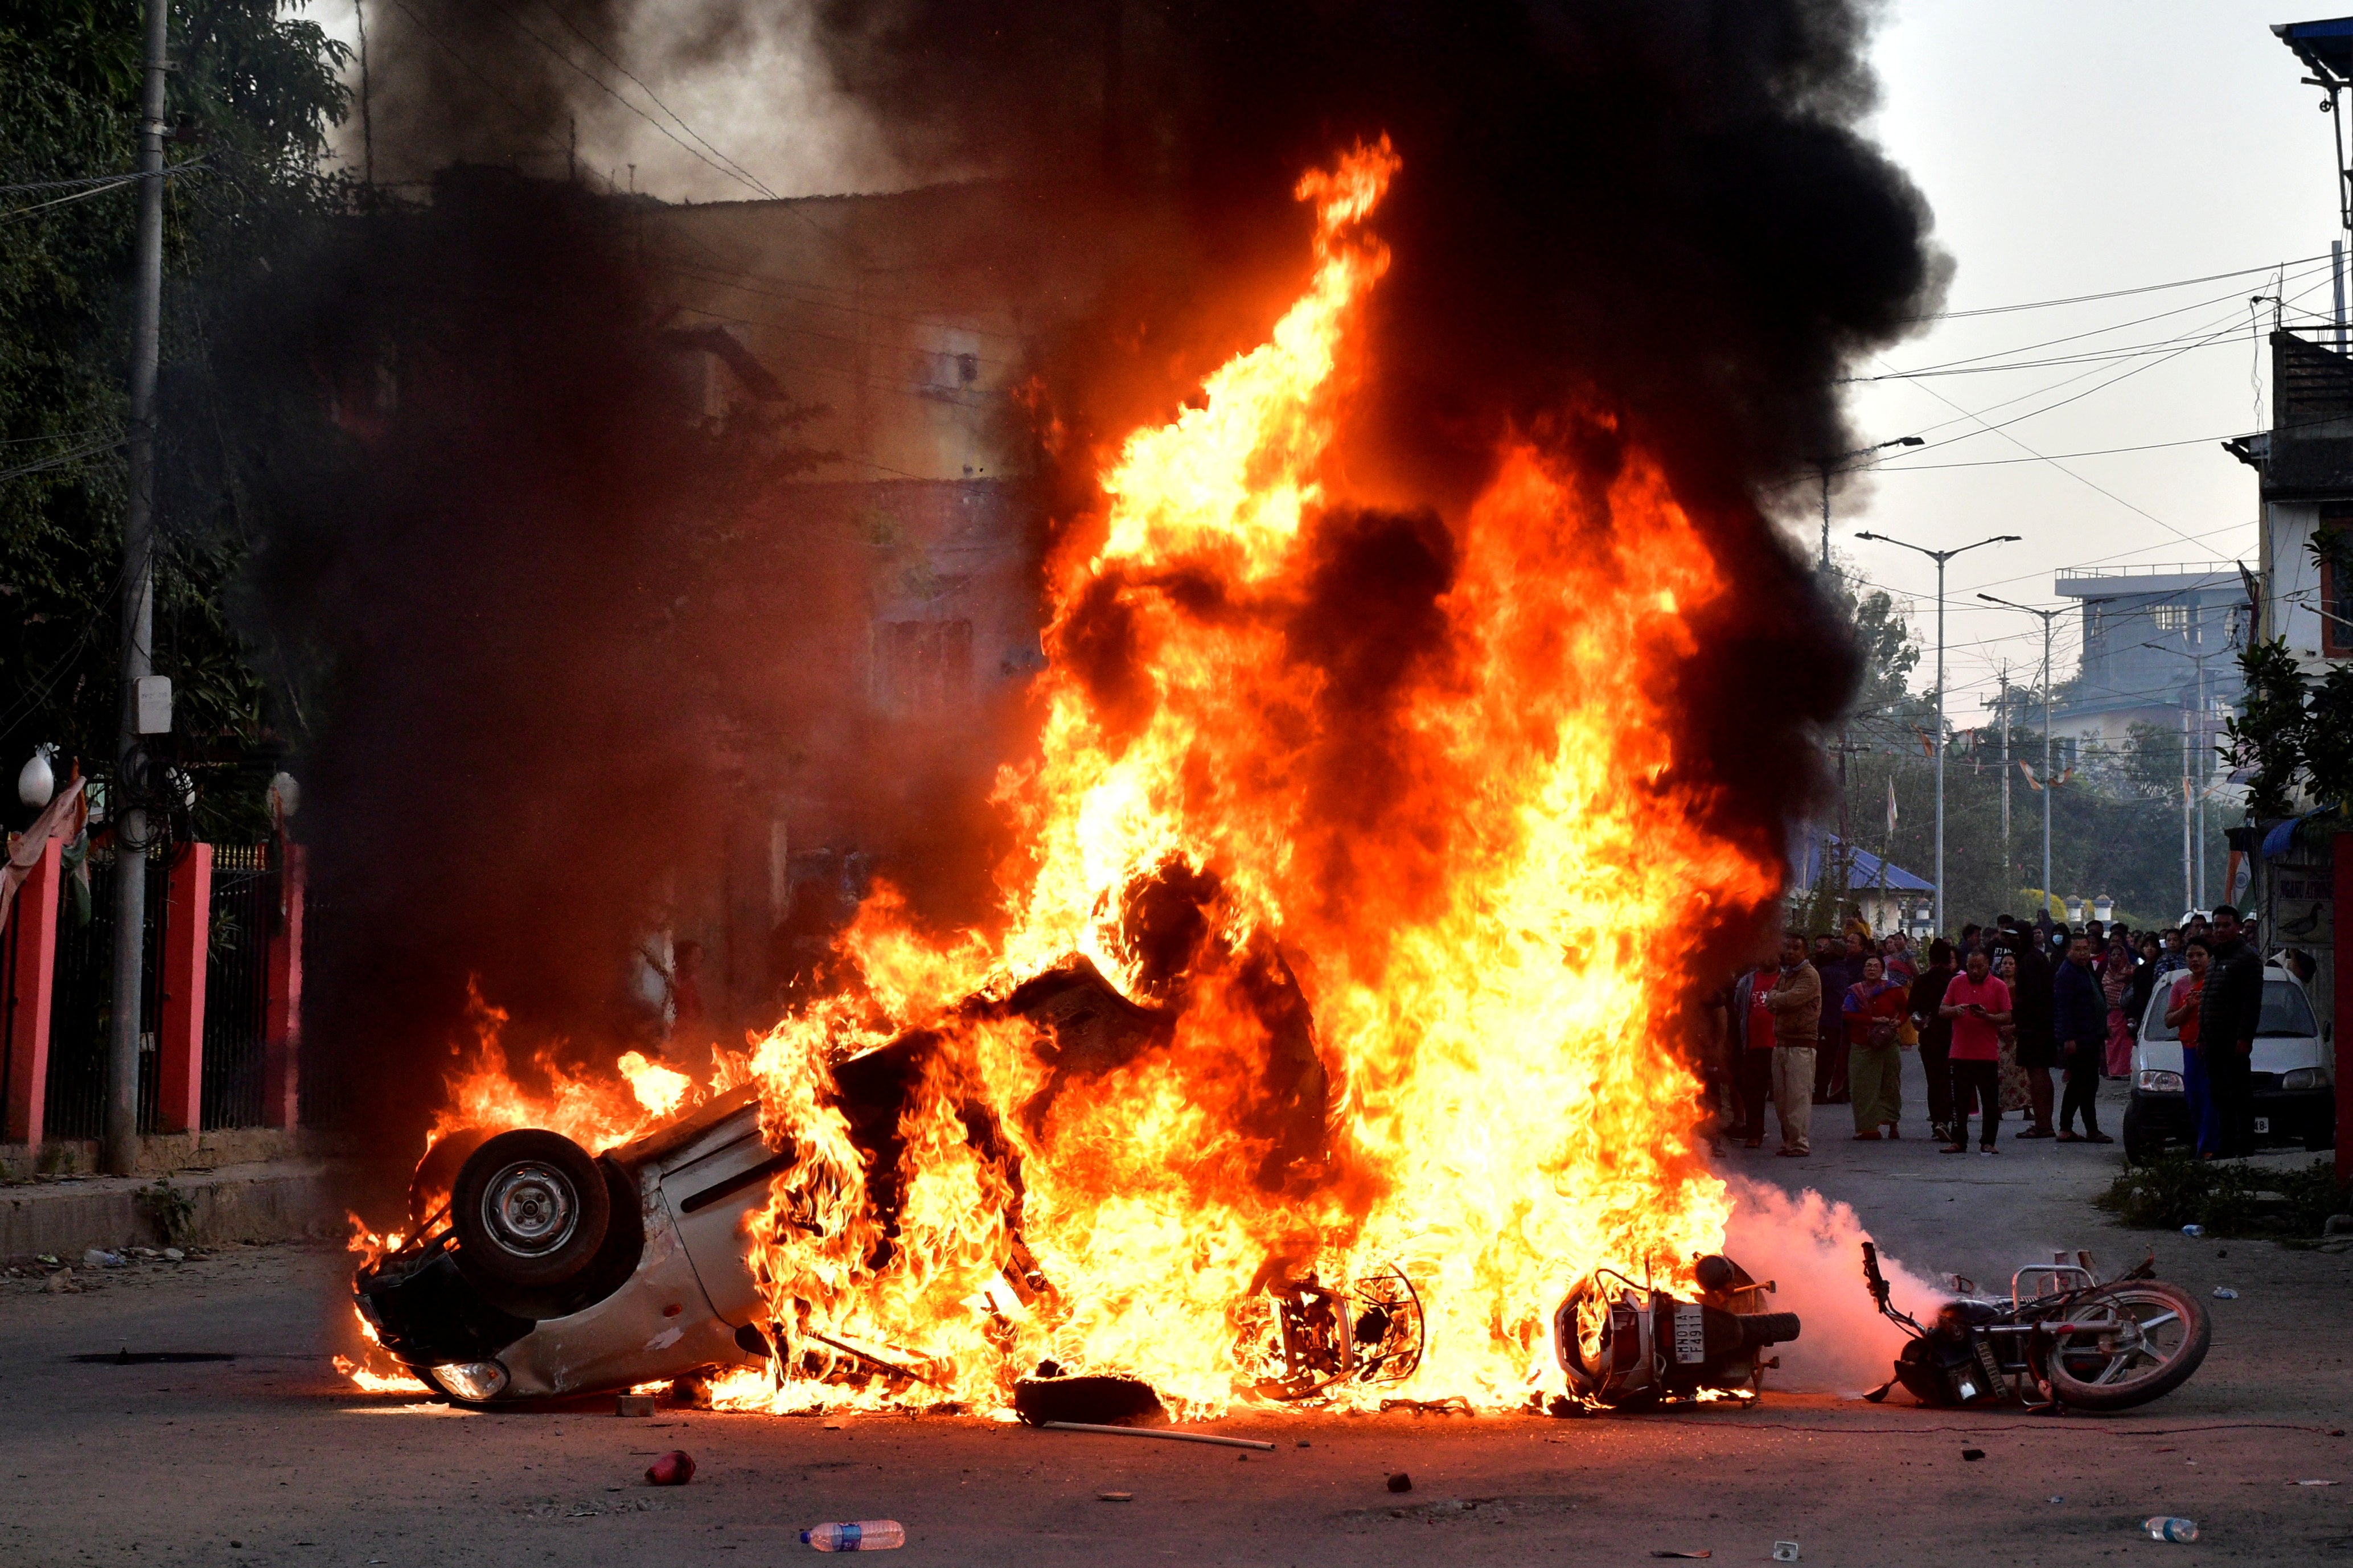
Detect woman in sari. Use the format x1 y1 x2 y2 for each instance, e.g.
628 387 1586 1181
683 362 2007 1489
1994 949 2030 1115
2101 939 2137 1078
1843 954 1910 1139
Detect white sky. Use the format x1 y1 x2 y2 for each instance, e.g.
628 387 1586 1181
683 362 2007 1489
307 2 2339 724
1841 0 2337 720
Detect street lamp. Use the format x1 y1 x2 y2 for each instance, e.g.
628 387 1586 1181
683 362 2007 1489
1980 593 2067 926
1855 529 2022 934
1817 436 1927 571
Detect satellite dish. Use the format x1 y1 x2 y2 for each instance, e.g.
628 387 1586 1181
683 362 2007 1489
17 748 55 809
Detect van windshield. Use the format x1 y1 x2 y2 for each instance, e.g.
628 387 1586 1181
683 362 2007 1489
2141 976 2318 1041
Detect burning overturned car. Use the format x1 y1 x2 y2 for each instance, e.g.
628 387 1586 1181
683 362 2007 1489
353 952 1798 1410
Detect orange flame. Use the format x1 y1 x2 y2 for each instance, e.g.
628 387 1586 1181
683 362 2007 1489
732 138 1781 1417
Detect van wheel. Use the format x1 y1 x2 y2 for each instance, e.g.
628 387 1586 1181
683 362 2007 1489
2120 1102 2163 1165
452 1130 610 1294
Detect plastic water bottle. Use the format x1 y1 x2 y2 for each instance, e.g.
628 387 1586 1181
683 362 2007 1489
2180 1224 2204 1237
803 1521 906 1552
2142 1517 2199 1543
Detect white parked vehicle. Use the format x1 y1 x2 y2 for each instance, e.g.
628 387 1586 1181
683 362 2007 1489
2124 960 2336 1163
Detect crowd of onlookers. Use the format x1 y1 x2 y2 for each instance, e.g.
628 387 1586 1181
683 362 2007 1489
1707 908 2274 1160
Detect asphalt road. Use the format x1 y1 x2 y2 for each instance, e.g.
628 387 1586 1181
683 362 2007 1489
3 1064 2348 1566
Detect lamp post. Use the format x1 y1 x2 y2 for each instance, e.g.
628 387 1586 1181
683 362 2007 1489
1816 434 1923 930
1980 594 2067 924
2141 636 2239 914
1817 436 1927 570
1856 530 2021 934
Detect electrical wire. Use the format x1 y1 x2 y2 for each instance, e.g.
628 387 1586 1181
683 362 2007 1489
1901 255 2335 324
524 0 774 199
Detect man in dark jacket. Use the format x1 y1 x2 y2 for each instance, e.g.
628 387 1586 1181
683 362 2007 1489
2052 933 2112 1143
2198 904 2265 1157
1907 940 1959 1142
1814 931 1862 1104
2006 929 2059 1138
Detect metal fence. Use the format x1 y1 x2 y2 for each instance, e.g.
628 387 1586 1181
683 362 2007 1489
42 850 166 1140
1 893 28 1138
203 845 277 1128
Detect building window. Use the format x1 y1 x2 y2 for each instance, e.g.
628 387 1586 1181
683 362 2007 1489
2150 604 2190 634
2322 506 2353 659
876 619 974 715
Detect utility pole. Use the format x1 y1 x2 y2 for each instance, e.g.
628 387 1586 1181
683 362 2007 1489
105 0 170 1176
2181 707 2194 916
1859 529 2021 934
1981 594 2066 925
1815 433 1920 930
1989 666 2012 876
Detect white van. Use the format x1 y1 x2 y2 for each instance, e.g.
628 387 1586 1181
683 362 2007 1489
2124 961 2336 1161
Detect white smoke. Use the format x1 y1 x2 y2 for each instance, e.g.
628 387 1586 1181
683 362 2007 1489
1720 1177 1944 1395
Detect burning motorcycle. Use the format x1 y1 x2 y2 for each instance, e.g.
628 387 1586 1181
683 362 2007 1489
1859 1242 2211 1412
1554 1254 1802 1406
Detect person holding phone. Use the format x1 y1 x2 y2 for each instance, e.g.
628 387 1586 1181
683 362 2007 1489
1939 946 2013 1155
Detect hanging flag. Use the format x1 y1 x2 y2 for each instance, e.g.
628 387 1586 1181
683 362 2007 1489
1886 774 1899 834
2016 759 2042 792
1911 725 1936 757
2055 766 2076 787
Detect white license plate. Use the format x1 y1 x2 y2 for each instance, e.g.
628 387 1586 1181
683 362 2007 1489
1673 1303 1706 1365
2253 1117 2270 1135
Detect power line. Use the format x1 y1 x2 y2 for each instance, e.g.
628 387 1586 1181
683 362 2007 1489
1900 253 2334 323
481 0 778 202
524 0 775 199
1859 261 2335 381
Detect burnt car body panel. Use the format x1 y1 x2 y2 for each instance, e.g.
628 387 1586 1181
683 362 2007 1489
360 1086 783 1402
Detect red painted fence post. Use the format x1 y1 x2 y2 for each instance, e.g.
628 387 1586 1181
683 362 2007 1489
155 842 212 1134
262 842 305 1129
2336 832 2352 1185
3 836 63 1148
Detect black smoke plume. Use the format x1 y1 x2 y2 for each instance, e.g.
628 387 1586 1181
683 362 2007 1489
227 0 1939 1169
810 0 1945 963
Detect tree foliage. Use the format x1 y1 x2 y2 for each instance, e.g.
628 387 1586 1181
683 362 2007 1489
0 1 348 838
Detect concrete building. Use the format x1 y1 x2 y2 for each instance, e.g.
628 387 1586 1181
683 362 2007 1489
2047 564 2246 761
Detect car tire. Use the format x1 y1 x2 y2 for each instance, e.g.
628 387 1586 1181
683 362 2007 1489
2306 1105 2338 1154
451 1129 610 1293
2120 1101 2163 1166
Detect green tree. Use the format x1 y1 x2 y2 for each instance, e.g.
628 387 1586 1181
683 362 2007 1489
0 1 348 838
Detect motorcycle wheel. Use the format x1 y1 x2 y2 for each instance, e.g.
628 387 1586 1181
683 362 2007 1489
2042 1280 2210 1411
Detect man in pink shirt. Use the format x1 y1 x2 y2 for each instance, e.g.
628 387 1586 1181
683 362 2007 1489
1939 946 2013 1155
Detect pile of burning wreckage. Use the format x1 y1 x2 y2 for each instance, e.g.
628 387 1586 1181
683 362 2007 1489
354 957 1802 1417
347 142 2211 1425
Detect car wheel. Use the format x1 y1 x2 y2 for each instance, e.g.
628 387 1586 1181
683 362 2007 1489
2120 1101 2162 1166
451 1129 611 1292
2306 1105 2338 1154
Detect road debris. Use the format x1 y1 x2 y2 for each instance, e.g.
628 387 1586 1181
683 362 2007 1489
644 1450 695 1486
81 1249 122 1269
2212 1288 2240 1300
1386 1472 1413 1493
1034 1421 1274 1451
1098 1491 1133 1502
616 1394 655 1417
2143 1517 2198 1542
803 1520 905 1551
1961 1448 1985 1462
44 1269 79 1294
1651 1552 1713 1559
1771 1542 1801 1562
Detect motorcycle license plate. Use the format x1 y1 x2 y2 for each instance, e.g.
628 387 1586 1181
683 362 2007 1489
1673 1304 1706 1365
2254 1117 2271 1135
